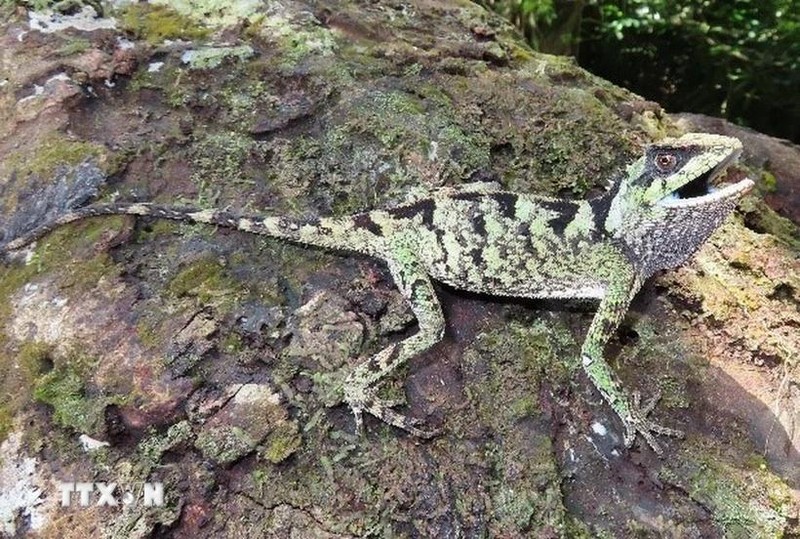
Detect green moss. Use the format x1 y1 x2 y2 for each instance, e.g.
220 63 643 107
17 341 53 382
182 45 254 70
435 123 493 177
153 0 264 29
167 255 244 307
195 425 256 465
0 218 127 440
509 395 538 419
250 467 271 497
4 132 108 180
137 420 193 470
32 352 106 433
168 258 225 298
517 318 576 379
254 12 336 68
135 316 162 349
8 0 59 11
481 424 566 535
348 91 427 148
340 89 492 186
219 79 274 124
57 36 92 57
0 405 11 442
617 316 692 409
741 197 800 250
118 3 209 45
760 170 778 193
461 318 575 435
0 266 38 358
30 216 127 290
191 131 255 198
221 332 244 353
493 483 539 530
668 448 792 538
260 422 301 464
0 218 125 336
165 82 191 109
563 515 597 538
134 218 179 244
509 42 535 63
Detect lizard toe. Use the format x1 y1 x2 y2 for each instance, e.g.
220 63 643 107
624 391 684 456
342 378 436 438
366 401 438 438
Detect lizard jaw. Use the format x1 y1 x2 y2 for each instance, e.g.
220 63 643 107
656 147 754 208
657 176 754 208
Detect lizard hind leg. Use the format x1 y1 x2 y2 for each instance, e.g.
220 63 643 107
343 242 445 438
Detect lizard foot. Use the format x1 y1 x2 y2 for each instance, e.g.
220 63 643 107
343 375 438 439
622 391 684 456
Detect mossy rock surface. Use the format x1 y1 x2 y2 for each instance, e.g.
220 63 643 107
0 1 797 537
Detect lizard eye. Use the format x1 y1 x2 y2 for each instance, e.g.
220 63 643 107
655 153 677 172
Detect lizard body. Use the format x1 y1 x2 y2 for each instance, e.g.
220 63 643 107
1 133 754 454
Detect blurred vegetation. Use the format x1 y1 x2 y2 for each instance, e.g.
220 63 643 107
479 0 800 143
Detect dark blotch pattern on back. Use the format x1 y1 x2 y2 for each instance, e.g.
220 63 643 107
539 199 579 237
388 199 435 227
472 214 486 236
490 192 518 219
353 213 383 236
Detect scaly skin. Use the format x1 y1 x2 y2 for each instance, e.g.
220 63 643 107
1 133 755 455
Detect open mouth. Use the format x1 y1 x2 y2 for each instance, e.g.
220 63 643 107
658 150 754 207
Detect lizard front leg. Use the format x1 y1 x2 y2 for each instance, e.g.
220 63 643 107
343 240 444 437
580 267 683 455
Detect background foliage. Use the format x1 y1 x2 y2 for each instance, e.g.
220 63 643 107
480 0 800 143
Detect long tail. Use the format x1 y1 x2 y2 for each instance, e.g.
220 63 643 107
2 203 379 255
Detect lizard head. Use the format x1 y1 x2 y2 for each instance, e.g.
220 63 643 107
612 133 753 211
605 133 755 274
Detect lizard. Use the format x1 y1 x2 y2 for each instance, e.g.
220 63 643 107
1 132 754 455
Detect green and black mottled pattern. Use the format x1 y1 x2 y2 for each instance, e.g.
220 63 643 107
1 134 754 456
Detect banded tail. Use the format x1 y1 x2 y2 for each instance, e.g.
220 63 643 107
2 203 381 255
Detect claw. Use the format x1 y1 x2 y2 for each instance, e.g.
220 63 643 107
364 400 439 438
379 397 408 408
637 390 661 416
623 391 684 456
343 374 436 438
351 402 365 436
